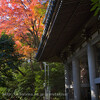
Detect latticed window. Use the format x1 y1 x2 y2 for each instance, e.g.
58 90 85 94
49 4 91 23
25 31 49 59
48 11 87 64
80 62 89 84
79 55 91 100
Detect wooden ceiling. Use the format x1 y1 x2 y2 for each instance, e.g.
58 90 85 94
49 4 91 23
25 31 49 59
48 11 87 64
36 0 97 62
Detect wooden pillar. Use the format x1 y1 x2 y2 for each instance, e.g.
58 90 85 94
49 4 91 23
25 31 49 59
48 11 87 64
72 58 81 100
87 43 98 100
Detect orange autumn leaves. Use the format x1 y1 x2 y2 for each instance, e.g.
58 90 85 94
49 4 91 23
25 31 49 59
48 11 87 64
0 0 48 58
15 40 37 58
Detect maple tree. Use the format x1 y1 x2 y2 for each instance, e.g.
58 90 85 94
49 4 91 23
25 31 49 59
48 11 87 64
0 0 48 57
0 0 48 70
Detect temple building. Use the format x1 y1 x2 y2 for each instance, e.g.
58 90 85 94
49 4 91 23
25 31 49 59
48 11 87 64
36 0 100 100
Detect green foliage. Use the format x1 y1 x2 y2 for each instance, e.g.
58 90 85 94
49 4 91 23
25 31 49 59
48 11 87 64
0 33 23 99
0 61 65 100
13 63 35 100
0 35 65 100
49 63 65 100
0 34 22 72
91 0 100 15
